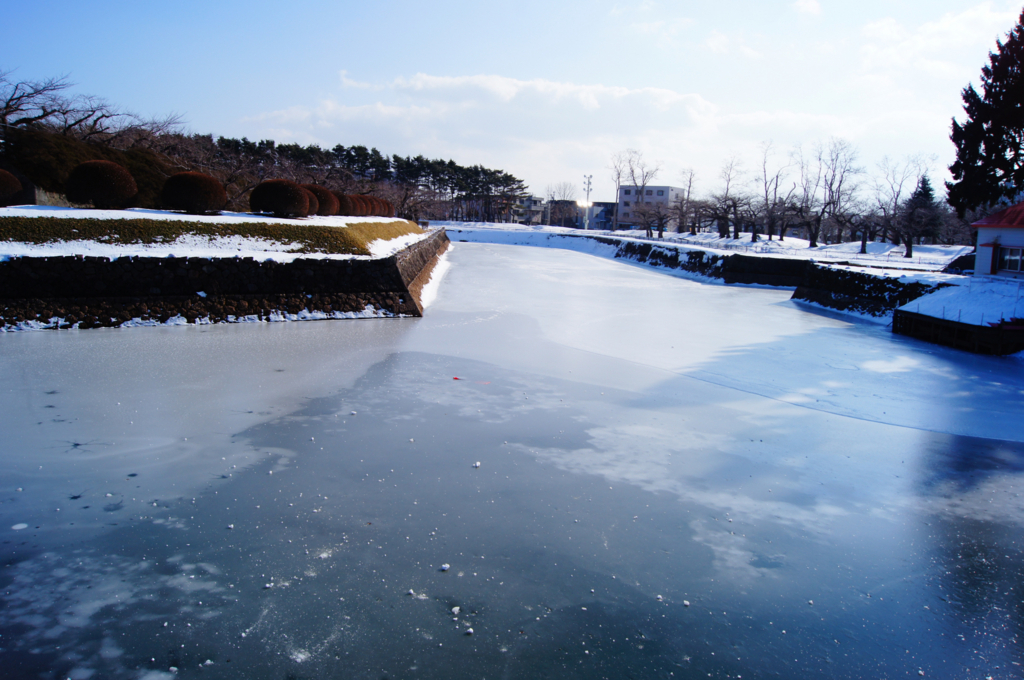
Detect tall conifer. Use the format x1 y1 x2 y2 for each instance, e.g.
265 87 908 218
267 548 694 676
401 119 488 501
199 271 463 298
948 10 1024 216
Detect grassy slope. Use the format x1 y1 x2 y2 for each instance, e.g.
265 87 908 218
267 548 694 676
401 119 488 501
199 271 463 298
0 216 423 257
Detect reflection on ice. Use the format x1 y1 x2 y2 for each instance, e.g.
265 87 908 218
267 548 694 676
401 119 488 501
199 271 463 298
861 355 922 373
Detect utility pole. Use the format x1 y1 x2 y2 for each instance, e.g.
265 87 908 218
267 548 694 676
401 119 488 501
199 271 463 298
582 174 593 230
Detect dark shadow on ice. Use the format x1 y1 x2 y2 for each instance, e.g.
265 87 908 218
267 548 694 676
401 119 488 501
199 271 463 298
917 431 1024 493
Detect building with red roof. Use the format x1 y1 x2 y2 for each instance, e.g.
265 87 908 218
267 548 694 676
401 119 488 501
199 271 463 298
973 202 1024 278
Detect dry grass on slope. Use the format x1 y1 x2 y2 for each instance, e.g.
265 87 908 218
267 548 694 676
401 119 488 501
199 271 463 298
0 217 423 256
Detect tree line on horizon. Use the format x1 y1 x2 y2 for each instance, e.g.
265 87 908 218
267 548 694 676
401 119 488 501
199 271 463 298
0 68 528 221
601 143 964 258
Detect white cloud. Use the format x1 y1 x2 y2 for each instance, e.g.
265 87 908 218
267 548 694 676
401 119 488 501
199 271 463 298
704 30 761 59
338 70 379 90
859 4 1019 81
793 0 821 15
239 21 992 202
389 73 702 113
242 73 725 195
629 16 695 41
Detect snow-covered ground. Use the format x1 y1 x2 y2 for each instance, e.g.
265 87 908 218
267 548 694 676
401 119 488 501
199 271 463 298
900 275 1024 325
0 206 425 261
643 229 973 269
439 221 969 289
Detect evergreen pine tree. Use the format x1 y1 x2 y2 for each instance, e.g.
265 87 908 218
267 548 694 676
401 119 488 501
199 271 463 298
948 10 1024 216
900 176 941 258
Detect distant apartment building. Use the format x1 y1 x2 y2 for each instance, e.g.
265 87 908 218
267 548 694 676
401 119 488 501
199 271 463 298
514 195 546 225
590 201 618 230
617 185 683 229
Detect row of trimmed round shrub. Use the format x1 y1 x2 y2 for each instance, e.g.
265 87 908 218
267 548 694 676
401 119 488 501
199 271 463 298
0 168 24 207
8 160 396 218
67 160 139 209
248 180 394 218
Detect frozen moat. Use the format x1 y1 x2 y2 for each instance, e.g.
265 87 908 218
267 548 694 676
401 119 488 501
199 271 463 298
1 242 1023 679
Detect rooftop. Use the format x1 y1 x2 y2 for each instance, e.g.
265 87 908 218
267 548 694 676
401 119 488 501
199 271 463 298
973 201 1024 229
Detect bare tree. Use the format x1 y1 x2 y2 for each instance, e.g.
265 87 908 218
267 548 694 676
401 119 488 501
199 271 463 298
548 181 577 201
821 138 862 245
791 145 823 245
756 141 796 242
620 149 661 236
546 181 578 227
673 168 698 234
609 151 627 230
0 69 74 141
791 139 861 248
0 69 184 151
938 205 975 246
873 155 925 255
634 200 673 238
708 158 749 240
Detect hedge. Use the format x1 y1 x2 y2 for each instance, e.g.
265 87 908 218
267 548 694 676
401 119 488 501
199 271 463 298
160 171 227 214
332 191 352 216
250 179 309 218
0 169 22 207
65 160 138 209
4 128 174 208
301 187 319 217
300 184 339 216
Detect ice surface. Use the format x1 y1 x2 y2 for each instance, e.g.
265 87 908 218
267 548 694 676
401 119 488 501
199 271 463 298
1 242 1022 679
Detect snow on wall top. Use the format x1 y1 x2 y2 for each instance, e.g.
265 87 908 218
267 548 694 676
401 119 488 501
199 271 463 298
898 276 1024 326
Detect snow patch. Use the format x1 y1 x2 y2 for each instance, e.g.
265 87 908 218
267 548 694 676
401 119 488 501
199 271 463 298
0 305 395 333
898 277 1024 326
419 246 453 309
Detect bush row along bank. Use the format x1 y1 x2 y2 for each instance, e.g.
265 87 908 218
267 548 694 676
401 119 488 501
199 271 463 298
0 229 450 330
0 216 422 256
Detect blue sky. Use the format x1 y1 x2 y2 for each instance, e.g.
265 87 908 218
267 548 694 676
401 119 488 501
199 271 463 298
6 0 1022 200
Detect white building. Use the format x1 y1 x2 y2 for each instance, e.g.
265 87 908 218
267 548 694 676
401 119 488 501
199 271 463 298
617 185 683 229
974 202 1024 279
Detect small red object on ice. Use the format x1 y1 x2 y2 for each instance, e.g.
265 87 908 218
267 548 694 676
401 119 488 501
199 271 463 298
453 377 461 380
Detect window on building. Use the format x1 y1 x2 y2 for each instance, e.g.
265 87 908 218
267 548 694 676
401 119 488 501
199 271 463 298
624 201 630 207
646 189 653 195
999 246 1022 271
657 190 664 196
624 189 631 195
623 212 630 218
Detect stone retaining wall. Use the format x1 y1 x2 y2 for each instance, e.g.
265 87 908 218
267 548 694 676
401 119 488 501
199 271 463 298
893 310 1024 355
606 237 944 317
0 229 449 330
